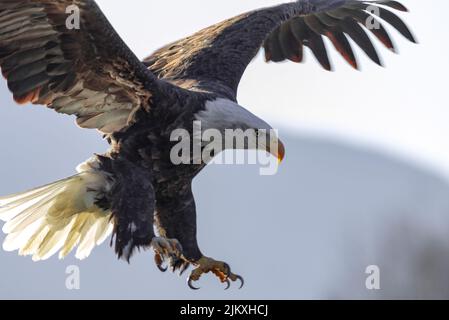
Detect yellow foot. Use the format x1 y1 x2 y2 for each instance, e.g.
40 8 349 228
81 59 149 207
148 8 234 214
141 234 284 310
151 237 189 274
188 256 244 290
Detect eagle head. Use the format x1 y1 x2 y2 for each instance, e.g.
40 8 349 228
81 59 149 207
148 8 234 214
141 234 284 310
195 98 285 163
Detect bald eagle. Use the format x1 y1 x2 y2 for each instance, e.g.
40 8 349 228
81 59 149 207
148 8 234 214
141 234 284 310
0 0 415 289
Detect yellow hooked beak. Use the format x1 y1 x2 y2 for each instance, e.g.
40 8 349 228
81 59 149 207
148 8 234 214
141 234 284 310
269 139 285 164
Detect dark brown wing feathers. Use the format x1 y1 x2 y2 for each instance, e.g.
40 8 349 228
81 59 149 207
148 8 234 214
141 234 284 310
0 0 157 133
144 0 416 96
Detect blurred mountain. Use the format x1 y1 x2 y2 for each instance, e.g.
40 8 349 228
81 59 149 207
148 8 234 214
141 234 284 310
196 134 449 299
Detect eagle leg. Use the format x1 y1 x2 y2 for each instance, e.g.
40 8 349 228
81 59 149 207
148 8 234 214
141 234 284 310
155 183 243 287
187 256 244 290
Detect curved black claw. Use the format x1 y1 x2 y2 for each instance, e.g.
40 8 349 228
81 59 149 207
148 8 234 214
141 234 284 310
226 264 232 275
170 255 183 273
172 263 181 273
155 254 167 272
235 275 245 289
157 264 168 273
188 278 200 290
179 263 190 276
223 263 244 290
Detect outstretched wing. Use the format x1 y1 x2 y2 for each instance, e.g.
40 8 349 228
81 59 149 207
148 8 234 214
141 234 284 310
144 0 416 97
0 0 158 134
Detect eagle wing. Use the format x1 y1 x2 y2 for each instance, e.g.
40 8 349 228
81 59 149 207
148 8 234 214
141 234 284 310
144 0 416 97
0 0 160 134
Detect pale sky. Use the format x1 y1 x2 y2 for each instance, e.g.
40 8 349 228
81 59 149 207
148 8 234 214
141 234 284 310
96 0 449 178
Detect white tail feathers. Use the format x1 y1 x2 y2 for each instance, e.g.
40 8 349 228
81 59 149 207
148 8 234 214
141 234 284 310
0 157 114 261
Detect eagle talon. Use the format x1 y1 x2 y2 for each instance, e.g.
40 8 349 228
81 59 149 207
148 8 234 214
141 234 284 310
171 256 186 273
154 253 168 272
223 263 231 276
233 274 245 289
157 264 168 273
186 256 244 290
151 237 186 273
151 237 183 256
179 263 190 276
188 278 201 290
